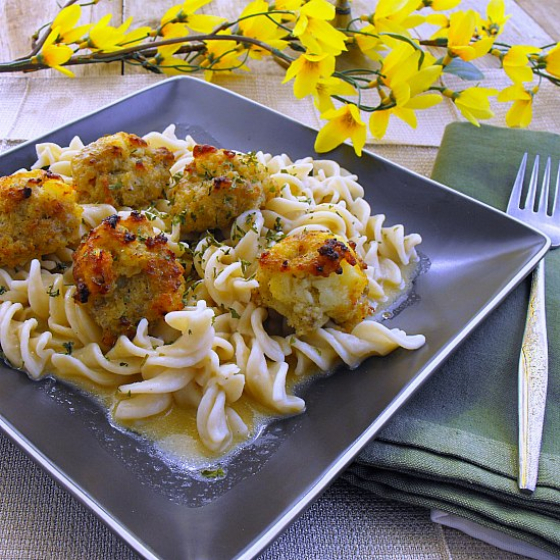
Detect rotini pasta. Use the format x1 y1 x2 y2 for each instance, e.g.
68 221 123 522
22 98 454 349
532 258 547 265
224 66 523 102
0 124 426 460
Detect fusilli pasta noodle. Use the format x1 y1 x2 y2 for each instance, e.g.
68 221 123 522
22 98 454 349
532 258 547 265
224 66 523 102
0 124 425 458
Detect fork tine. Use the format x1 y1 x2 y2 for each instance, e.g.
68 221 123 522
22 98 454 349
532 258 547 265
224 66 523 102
507 152 528 213
552 159 560 219
524 154 540 210
537 157 551 215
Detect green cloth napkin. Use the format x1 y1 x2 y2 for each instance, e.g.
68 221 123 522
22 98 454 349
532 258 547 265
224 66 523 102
344 123 560 557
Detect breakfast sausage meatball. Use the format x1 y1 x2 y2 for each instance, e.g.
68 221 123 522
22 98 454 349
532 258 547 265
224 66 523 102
0 169 82 267
71 132 174 208
167 144 276 233
256 231 370 336
73 212 186 346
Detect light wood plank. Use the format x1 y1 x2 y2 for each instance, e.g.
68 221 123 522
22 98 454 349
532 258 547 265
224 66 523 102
515 0 560 41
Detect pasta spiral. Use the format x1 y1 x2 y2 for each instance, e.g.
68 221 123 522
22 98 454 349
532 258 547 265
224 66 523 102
0 125 426 457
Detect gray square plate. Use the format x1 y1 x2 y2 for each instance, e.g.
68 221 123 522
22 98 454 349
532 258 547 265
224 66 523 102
0 77 549 560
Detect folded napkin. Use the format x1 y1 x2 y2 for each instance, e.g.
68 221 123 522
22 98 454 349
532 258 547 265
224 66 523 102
343 123 560 558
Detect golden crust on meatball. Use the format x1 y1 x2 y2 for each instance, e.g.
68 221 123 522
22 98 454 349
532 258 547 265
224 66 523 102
71 132 174 208
256 231 370 336
0 169 82 268
167 144 277 233
72 212 186 346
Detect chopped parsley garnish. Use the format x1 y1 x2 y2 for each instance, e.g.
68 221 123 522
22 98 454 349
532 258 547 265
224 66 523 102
46 285 60 297
200 467 225 479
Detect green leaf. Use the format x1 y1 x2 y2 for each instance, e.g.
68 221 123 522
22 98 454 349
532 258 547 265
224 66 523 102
443 58 485 81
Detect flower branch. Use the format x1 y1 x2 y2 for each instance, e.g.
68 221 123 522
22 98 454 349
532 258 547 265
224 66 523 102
1 0 559 155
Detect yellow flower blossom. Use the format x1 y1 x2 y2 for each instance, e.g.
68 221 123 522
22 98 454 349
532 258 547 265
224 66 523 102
502 45 541 84
160 0 225 33
372 0 424 37
293 0 347 55
497 84 537 128
354 24 384 62
375 42 415 88
542 42 560 78
369 90 442 138
426 13 450 40
157 23 189 58
418 0 460 10
272 0 304 23
369 43 442 138
155 54 194 75
200 33 249 81
51 5 92 45
376 43 441 103
86 15 150 52
313 77 357 113
451 86 498 126
447 10 494 61
37 27 74 77
315 104 367 156
283 52 335 98
275 0 304 9
478 0 510 37
369 76 442 139
238 0 288 59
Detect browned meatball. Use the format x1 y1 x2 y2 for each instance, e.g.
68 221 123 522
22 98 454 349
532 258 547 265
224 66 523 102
71 132 174 208
0 169 82 267
167 144 277 233
256 231 370 335
72 212 186 346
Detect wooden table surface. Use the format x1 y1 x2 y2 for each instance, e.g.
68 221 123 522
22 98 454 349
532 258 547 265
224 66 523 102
0 2 559 560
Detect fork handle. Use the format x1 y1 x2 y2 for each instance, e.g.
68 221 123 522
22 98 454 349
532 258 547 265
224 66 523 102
518 258 549 493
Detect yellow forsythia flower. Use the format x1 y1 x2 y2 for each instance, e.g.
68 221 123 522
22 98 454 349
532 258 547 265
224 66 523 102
86 15 150 52
373 0 424 36
313 77 357 113
293 0 347 55
157 23 189 58
478 0 510 37
200 33 250 81
238 0 288 59
425 13 450 40
369 44 442 138
543 43 560 78
52 5 92 44
275 0 305 9
453 86 498 126
419 0 461 10
315 104 367 156
502 45 541 84
354 24 385 62
160 0 225 32
447 10 494 61
37 27 74 77
154 54 194 75
497 84 537 128
283 53 336 98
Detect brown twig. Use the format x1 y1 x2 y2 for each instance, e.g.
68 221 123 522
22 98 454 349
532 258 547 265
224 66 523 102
0 33 294 74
